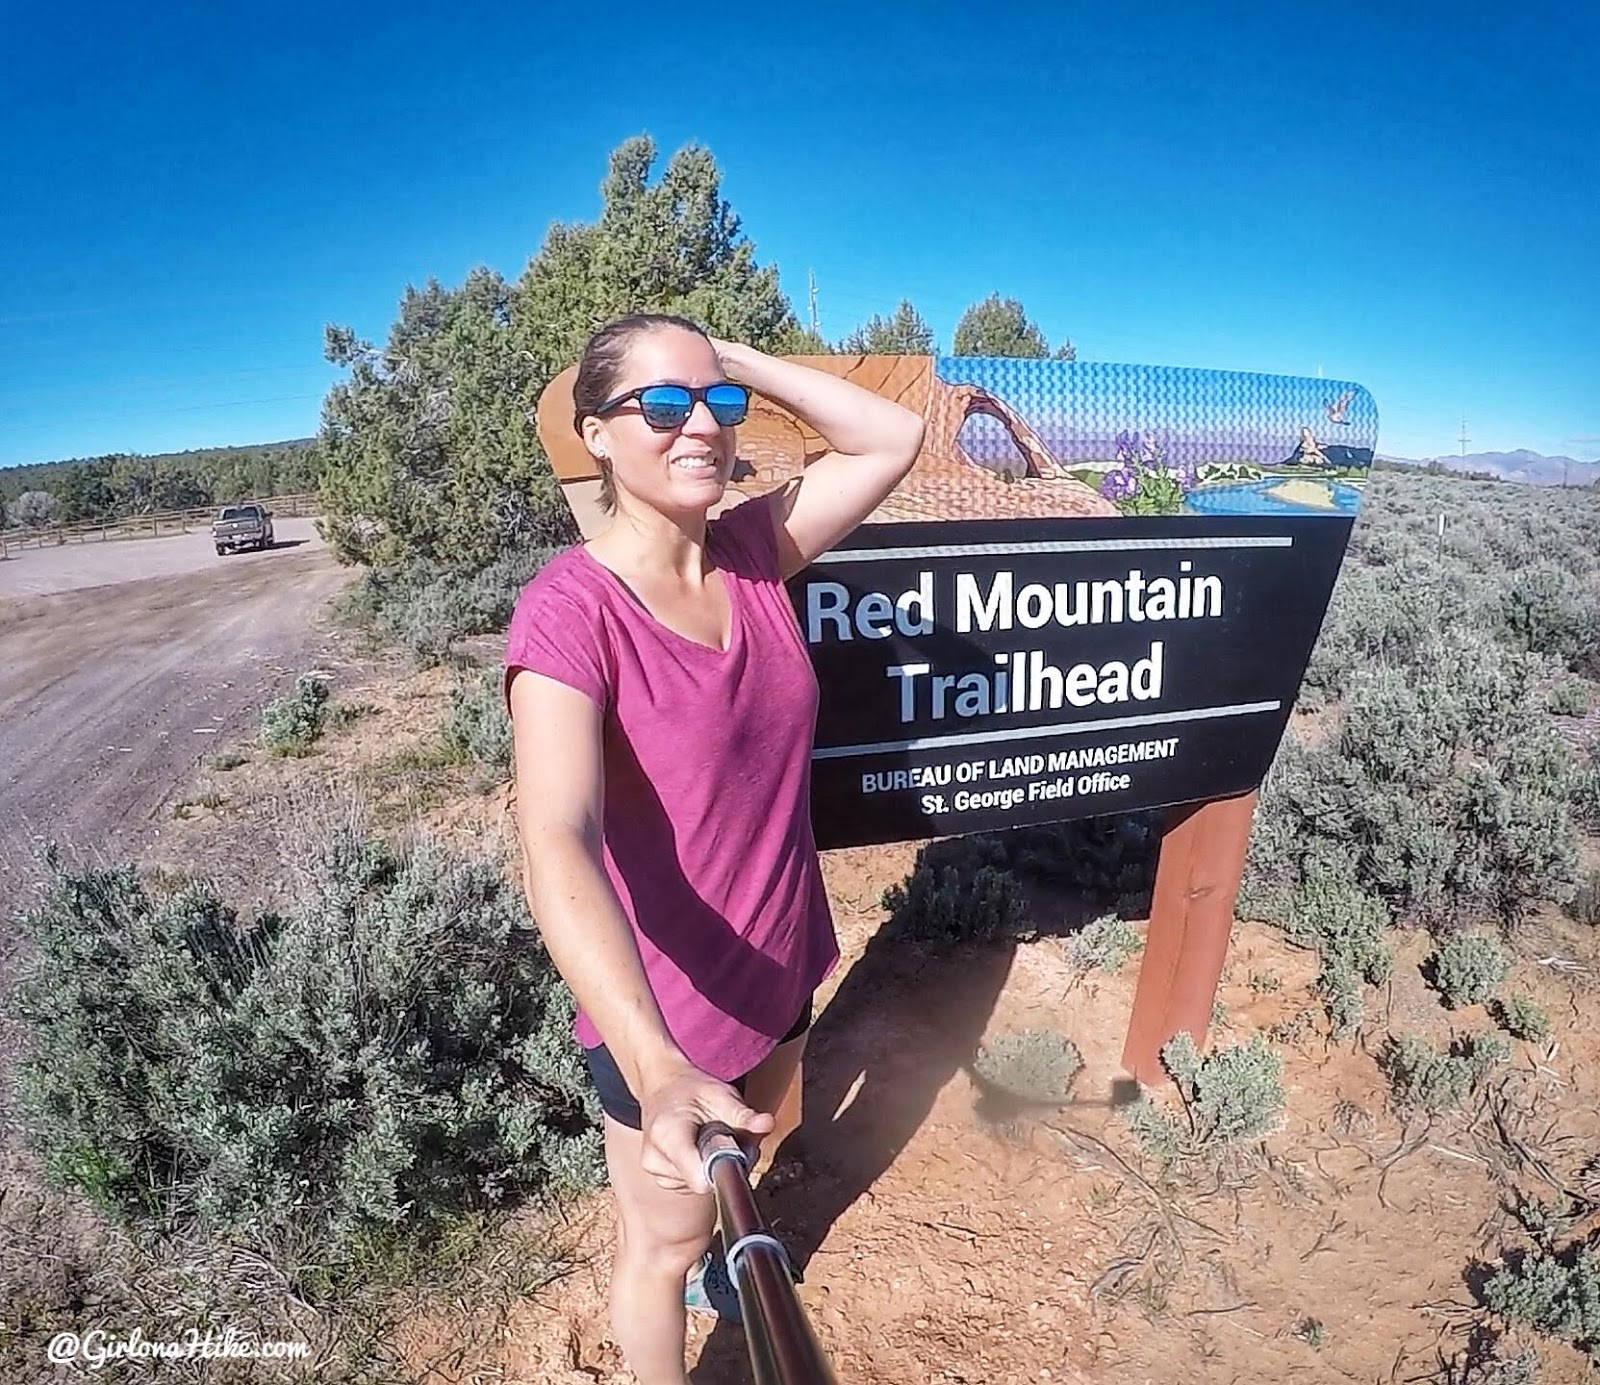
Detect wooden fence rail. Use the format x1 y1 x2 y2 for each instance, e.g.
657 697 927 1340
0 493 319 553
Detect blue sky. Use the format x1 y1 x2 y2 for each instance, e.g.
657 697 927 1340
3 0 1596 468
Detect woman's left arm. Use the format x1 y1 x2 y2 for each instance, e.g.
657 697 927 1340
716 341 925 578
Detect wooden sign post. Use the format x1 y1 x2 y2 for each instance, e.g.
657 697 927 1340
1122 790 1259 1084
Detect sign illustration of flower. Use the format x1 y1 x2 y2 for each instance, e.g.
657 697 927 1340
1100 430 1197 516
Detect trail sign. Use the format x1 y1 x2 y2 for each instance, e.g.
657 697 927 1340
537 354 1376 852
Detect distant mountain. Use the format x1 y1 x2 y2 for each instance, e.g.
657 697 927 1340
1379 449 1600 487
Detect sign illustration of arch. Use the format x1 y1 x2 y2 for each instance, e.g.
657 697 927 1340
536 354 1376 1084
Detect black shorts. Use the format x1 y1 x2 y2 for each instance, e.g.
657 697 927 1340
583 999 813 1131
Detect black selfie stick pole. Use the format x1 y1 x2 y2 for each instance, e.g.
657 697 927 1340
696 1122 839 1385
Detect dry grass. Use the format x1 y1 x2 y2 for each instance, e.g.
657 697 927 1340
0 1144 593 1382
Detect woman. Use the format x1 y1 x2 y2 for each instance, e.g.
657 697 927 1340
505 312 924 1383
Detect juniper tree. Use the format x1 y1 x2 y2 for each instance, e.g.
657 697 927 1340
951 293 1075 359
838 298 936 355
318 136 803 571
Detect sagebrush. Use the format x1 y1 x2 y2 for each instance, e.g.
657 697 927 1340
973 1029 1084 1104
881 835 1021 948
1067 913 1144 973
260 674 331 756
10 832 601 1294
990 812 1161 907
335 546 556 665
1127 1031 1285 1168
1574 743 1600 832
1492 992 1552 1041
1253 631 1581 933
443 668 513 776
1269 472 1597 980
1380 1031 1509 1113
1429 932 1512 1010
1237 852 1391 1035
1481 1240 1600 1363
1478 1193 1600 1362
1572 867 1600 927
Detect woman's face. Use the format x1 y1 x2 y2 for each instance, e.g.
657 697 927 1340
584 327 737 519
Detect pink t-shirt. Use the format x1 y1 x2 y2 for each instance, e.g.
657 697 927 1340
504 496 838 1081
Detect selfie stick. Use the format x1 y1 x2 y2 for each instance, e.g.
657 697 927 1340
696 1123 838 1385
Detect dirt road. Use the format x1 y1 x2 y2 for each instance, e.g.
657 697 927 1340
0 521 350 885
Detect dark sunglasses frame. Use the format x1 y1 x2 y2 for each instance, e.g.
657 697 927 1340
589 382 751 431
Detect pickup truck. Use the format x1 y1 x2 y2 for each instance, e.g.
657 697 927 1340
212 503 275 555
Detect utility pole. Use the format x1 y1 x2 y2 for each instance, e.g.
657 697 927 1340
1459 419 1469 464
808 269 819 339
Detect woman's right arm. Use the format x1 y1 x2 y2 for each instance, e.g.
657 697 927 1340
508 669 773 1191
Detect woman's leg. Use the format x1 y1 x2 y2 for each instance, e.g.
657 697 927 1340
600 1025 810 1380
603 1113 716 1385
742 1030 808 1168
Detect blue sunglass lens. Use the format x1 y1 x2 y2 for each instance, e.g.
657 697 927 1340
637 387 695 426
703 384 750 423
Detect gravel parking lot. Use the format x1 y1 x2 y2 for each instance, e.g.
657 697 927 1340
0 519 350 881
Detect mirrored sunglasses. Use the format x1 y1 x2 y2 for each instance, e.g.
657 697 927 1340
594 382 750 431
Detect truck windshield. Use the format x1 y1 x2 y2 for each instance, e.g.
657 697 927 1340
220 507 258 521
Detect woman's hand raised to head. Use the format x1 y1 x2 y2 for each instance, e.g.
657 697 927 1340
637 1063 776 1195
706 339 927 577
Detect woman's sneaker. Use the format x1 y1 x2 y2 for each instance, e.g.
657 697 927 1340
684 1244 742 1324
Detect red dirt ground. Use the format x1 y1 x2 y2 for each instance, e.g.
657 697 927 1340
6 534 1599 1384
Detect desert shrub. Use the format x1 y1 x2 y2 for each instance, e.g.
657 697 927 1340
336 545 556 664
1573 744 1600 832
881 835 1021 948
1547 676 1590 717
1477 1349 1540 1384
1163 1032 1284 1143
1249 630 1581 932
1481 1241 1600 1363
1292 1318 1326 1349
1302 557 1476 706
1125 1097 1186 1170
973 1029 1083 1104
1429 932 1512 1009
1067 913 1144 973
327 700 375 729
443 669 513 775
1509 1194 1584 1249
1380 1031 1509 1113
208 750 247 772
1569 868 1600 927
259 673 330 756
1268 474 1599 943
1498 561 1600 667
1238 846 1392 1034
980 811 1162 908
9 833 601 1292
12 488 59 526
1491 993 1552 1041
1127 1031 1284 1167
1316 953 1376 1037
